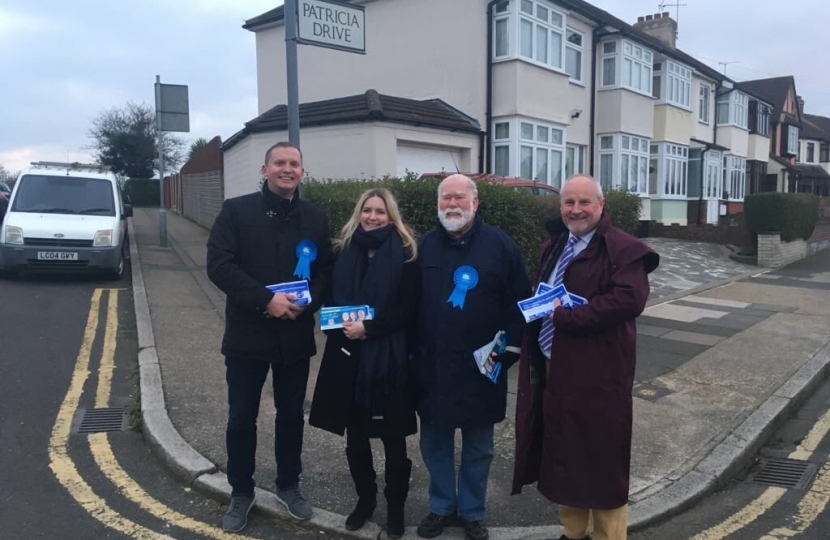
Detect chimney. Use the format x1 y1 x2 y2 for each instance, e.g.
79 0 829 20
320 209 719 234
797 96 804 116
633 11 678 48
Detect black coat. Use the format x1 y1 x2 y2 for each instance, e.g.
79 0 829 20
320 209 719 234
206 187 333 362
415 216 531 429
309 258 420 439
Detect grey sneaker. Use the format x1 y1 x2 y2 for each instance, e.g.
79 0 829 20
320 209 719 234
223 494 256 532
275 485 312 520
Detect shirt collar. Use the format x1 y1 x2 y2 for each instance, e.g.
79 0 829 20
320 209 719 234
570 227 597 247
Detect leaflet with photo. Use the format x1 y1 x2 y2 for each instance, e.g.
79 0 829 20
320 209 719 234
517 284 573 323
320 305 375 330
266 279 311 305
473 330 506 384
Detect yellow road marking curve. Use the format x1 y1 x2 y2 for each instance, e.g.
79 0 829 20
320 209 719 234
89 289 263 540
686 397 830 540
48 289 173 540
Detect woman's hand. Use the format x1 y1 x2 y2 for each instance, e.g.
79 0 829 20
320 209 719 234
342 321 367 340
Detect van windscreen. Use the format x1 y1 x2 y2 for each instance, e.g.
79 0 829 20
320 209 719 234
11 175 116 216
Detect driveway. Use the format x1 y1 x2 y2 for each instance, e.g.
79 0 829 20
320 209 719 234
644 237 754 300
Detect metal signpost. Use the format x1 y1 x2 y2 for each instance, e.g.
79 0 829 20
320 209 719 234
284 0 365 147
154 76 190 247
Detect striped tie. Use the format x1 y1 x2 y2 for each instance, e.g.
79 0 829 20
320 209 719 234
538 235 579 358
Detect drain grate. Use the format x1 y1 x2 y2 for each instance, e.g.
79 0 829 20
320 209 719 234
73 408 128 434
750 458 818 490
633 382 673 402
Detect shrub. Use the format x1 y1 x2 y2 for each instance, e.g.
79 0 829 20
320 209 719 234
602 188 642 236
302 176 642 278
125 178 161 207
744 192 819 242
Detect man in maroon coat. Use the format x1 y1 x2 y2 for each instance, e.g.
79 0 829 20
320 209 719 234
512 175 659 540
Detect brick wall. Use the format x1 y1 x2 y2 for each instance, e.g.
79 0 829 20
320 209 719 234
647 213 753 247
758 233 807 268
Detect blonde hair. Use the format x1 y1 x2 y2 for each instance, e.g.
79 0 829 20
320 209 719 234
335 188 418 262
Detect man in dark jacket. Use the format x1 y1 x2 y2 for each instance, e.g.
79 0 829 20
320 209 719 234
512 175 659 540
415 174 530 540
207 142 333 533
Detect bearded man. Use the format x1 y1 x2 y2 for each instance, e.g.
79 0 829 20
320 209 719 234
413 174 531 540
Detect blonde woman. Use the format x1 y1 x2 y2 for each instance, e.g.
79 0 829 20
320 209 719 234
309 188 419 539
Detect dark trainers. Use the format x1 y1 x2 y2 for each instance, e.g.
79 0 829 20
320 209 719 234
463 520 489 540
417 511 458 538
276 485 312 520
222 494 255 532
558 536 591 540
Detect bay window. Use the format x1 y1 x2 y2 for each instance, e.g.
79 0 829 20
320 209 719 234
716 91 749 129
492 117 566 188
651 143 689 198
565 144 586 179
653 60 692 109
600 39 652 95
748 101 770 136
598 133 649 195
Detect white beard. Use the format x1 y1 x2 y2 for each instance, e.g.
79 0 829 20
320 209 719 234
438 207 474 232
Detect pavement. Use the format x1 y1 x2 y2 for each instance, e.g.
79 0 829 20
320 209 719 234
130 207 830 540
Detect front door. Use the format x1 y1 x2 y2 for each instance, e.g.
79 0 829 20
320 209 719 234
703 156 721 224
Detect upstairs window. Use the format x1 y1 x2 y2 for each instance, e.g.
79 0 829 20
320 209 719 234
717 91 749 129
748 101 771 136
565 28 583 82
519 0 565 70
653 60 692 109
807 142 815 163
699 85 710 123
821 143 829 163
600 39 652 96
788 125 799 155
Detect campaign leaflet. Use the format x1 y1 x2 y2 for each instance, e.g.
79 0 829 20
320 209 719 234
473 330 506 384
266 280 311 305
319 305 375 330
517 284 590 323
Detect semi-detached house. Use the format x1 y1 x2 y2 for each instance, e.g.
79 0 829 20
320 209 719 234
223 0 772 226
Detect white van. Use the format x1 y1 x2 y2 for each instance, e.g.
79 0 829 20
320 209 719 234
0 161 132 279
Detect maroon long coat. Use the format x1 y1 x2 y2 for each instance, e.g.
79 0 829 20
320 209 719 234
512 212 659 509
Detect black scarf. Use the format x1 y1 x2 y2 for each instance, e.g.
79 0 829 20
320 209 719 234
331 224 406 410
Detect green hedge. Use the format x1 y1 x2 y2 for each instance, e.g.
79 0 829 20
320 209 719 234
125 178 161 207
744 192 818 242
301 176 641 277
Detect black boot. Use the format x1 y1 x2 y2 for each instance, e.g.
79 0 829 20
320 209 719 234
345 446 377 531
384 458 412 539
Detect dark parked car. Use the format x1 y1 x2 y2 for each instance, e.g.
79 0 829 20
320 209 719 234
0 182 10 200
419 172 560 196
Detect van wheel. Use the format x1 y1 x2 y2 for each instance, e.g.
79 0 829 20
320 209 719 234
105 247 126 281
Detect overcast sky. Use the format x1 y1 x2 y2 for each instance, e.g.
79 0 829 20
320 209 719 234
2 0 828 174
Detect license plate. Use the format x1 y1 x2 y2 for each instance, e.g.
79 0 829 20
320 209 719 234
37 251 79 261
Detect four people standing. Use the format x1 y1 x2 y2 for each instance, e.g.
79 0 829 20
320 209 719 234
208 149 656 540
309 188 420 539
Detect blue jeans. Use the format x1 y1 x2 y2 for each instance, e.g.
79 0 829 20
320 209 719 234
225 356 310 496
419 423 495 522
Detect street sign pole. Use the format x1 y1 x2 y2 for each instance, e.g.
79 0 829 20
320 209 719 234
286 0 300 148
155 75 167 248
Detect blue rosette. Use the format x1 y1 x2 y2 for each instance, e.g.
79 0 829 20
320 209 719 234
293 239 318 280
446 265 479 309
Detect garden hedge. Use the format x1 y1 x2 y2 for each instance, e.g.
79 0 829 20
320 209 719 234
300 176 641 277
124 178 161 207
744 192 818 243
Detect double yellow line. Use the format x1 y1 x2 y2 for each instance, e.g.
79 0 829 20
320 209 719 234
687 399 830 540
48 288 260 539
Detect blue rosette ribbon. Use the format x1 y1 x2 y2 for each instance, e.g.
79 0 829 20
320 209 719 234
293 239 318 280
447 265 479 309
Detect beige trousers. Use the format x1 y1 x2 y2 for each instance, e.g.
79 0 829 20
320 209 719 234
559 504 628 540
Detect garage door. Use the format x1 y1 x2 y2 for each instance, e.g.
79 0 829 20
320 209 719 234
396 144 462 177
